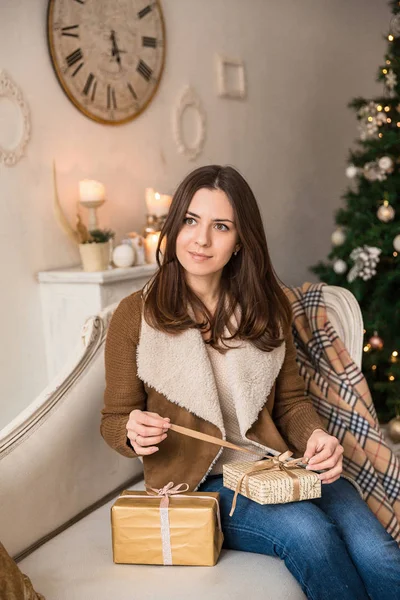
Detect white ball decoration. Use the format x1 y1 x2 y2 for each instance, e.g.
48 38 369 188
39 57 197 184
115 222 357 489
378 156 394 172
345 165 358 179
393 234 400 252
331 228 346 246
333 259 347 274
112 244 135 268
363 161 380 181
376 112 387 124
377 203 395 222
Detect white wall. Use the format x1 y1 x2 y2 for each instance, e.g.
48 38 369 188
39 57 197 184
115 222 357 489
0 0 389 428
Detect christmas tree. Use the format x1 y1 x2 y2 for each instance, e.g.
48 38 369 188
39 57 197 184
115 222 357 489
310 1 400 424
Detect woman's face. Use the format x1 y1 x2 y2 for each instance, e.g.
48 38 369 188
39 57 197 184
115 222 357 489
176 187 240 278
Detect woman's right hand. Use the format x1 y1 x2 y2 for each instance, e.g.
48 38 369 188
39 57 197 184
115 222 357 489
126 409 171 455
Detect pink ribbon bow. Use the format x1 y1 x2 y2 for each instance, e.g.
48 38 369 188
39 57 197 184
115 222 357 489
146 481 190 508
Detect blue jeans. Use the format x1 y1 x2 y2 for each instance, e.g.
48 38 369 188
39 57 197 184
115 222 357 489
198 474 400 600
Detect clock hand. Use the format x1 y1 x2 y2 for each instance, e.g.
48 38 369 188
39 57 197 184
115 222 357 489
110 30 120 64
110 29 126 69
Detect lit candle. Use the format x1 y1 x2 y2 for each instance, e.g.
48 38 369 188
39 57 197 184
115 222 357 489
145 187 172 217
79 179 106 204
144 231 161 264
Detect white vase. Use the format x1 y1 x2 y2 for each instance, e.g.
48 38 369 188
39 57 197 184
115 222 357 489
79 241 111 272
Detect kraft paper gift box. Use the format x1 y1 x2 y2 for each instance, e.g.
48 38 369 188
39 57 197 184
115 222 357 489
223 451 322 516
111 483 224 566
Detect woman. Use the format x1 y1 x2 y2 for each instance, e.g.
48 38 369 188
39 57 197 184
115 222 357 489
101 165 400 600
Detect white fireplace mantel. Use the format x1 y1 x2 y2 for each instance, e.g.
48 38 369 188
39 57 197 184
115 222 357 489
37 264 157 381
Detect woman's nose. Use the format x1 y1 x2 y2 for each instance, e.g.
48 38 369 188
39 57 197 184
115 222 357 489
195 225 211 247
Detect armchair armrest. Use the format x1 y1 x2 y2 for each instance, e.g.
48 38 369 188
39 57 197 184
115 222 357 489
0 303 143 560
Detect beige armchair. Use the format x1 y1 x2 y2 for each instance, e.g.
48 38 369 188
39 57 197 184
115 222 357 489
0 286 363 600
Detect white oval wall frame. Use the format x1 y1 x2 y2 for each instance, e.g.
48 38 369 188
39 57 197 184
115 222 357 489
0 70 31 167
173 85 206 161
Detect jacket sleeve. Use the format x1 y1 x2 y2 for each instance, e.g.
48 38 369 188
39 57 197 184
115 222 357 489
100 295 147 459
272 326 330 455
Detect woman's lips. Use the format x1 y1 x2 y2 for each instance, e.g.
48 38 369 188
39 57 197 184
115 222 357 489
189 252 212 262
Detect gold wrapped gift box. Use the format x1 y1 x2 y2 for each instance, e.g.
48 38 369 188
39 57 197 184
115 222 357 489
111 484 224 566
223 452 322 516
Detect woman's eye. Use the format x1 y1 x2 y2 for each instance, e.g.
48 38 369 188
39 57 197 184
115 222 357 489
215 223 229 231
183 218 228 231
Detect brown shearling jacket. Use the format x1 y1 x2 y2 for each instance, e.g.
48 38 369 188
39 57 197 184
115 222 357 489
100 290 333 491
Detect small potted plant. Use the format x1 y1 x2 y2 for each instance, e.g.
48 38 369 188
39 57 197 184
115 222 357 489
78 224 115 272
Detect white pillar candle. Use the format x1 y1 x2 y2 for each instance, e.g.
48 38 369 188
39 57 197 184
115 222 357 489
145 188 172 217
79 179 106 203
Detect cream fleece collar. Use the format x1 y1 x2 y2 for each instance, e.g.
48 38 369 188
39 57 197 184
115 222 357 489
136 305 286 438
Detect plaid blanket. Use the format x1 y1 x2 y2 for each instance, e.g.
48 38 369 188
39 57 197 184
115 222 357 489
284 281 400 546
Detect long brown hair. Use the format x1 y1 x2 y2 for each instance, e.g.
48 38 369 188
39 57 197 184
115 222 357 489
143 165 293 352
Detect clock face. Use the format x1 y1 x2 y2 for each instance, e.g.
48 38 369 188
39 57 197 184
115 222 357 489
47 0 165 125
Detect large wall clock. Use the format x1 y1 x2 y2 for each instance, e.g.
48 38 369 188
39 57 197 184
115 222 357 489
47 1 166 125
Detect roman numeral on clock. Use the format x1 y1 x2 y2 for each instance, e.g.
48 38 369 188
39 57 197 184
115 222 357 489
137 59 152 82
138 5 152 19
66 48 84 76
107 85 117 110
66 48 83 67
61 25 79 38
127 83 138 99
83 73 96 99
142 36 157 48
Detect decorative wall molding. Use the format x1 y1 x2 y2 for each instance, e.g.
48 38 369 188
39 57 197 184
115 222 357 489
215 54 247 100
172 85 206 161
0 69 31 167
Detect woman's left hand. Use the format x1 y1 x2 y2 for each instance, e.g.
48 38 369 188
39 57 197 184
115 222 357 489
303 429 344 484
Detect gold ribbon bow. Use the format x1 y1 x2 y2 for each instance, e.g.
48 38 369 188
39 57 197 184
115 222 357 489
146 481 190 508
229 450 307 516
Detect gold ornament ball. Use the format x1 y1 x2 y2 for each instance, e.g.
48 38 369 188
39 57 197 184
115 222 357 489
369 331 384 350
387 415 400 443
377 204 395 222
331 228 346 246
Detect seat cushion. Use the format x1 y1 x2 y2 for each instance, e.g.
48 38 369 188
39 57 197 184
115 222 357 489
18 479 306 600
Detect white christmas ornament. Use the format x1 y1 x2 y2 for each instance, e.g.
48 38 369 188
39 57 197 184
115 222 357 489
358 102 379 141
385 69 397 96
376 112 387 124
333 259 347 275
112 244 135 268
363 161 387 182
331 228 346 246
358 101 377 119
393 234 400 252
347 245 381 283
346 165 358 179
378 156 394 172
359 121 378 141
377 203 395 222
